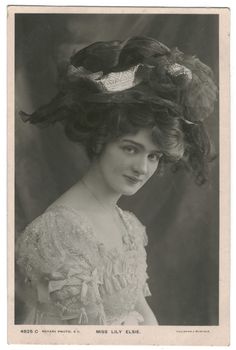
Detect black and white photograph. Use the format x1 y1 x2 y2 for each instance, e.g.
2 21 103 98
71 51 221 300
8 6 230 346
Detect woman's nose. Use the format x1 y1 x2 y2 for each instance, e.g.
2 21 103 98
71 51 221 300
132 156 148 175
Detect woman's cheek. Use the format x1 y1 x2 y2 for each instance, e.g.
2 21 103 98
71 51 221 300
148 162 159 178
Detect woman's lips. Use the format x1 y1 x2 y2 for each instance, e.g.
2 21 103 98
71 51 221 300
123 175 143 184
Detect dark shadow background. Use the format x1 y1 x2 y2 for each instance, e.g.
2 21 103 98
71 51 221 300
15 13 219 325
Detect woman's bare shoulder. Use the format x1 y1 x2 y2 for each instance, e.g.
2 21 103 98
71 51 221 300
19 206 75 239
20 192 91 243
47 181 91 213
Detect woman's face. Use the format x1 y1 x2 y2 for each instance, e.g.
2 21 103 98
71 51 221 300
95 128 162 196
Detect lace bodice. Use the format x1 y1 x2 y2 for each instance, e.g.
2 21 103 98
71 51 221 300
16 205 151 325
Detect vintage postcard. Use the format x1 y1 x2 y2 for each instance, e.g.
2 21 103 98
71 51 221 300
7 6 230 345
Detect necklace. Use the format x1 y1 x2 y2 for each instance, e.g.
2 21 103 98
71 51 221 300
80 179 129 244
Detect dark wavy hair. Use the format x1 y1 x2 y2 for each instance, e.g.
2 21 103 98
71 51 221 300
20 36 218 184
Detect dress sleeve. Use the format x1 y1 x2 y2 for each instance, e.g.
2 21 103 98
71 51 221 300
122 210 152 298
16 210 106 324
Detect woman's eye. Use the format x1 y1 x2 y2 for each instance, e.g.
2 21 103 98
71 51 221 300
148 153 163 162
123 146 137 154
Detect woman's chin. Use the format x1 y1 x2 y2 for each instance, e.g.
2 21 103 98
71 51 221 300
121 186 142 196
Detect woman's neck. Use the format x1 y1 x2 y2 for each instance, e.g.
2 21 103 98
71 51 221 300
80 163 121 209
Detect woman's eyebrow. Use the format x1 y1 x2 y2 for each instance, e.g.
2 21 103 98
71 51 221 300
121 139 161 153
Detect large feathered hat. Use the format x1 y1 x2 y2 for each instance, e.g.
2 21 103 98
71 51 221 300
20 36 218 127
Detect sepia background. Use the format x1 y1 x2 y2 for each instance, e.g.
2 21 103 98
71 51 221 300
15 13 219 325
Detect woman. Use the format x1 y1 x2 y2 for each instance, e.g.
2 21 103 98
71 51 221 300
16 36 217 325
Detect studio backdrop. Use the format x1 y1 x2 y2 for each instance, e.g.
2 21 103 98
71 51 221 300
15 13 219 325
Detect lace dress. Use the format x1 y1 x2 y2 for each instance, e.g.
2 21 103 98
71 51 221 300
16 205 152 325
